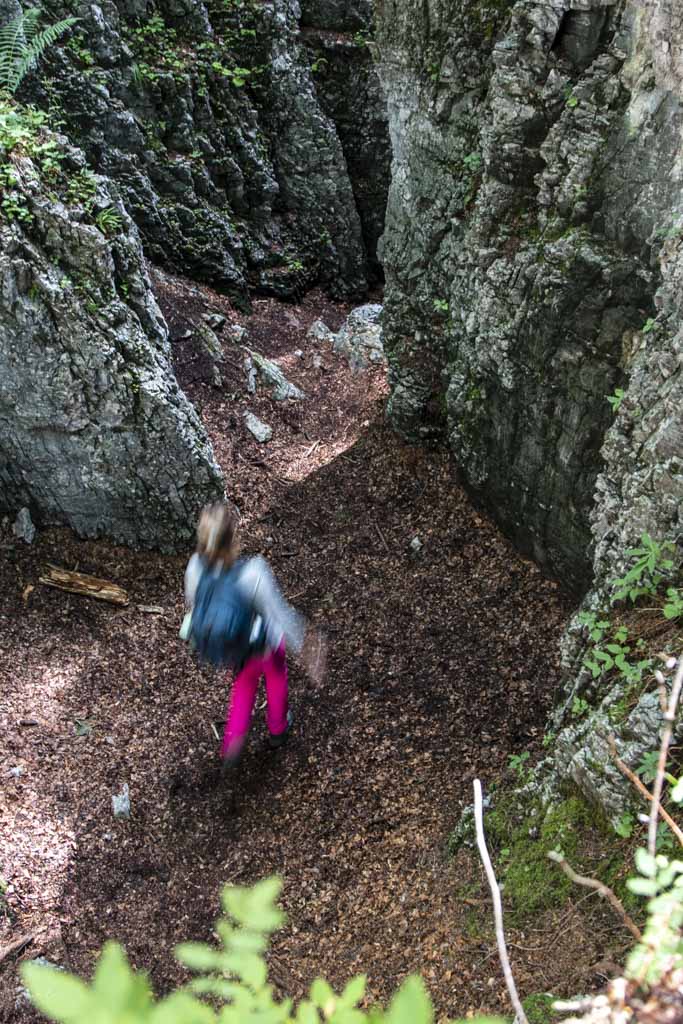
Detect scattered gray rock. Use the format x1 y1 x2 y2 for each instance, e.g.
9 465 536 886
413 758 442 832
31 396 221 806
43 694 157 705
112 783 131 819
243 412 273 443
307 320 334 344
202 312 227 330
244 348 305 401
409 535 423 555
13 508 36 545
195 321 224 364
294 349 304 359
228 324 248 345
244 355 258 395
327 304 384 370
9 765 24 777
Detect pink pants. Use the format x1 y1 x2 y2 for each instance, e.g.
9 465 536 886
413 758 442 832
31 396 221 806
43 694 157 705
221 642 288 760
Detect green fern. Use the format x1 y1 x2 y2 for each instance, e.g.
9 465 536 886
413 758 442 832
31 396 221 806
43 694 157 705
0 8 77 95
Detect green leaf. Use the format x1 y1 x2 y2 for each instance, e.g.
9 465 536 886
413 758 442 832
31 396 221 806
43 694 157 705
296 1001 320 1024
223 950 267 989
310 978 336 1011
21 963 91 1021
330 1010 366 1024
595 649 614 665
635 847 658 878
339 975 366 1009
627 877 659 896
175 942 223 972
385 976 433 1024
151 991 217 1023
91 941 152 1013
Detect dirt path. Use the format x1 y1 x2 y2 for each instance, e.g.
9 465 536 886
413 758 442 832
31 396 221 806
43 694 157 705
1 276 573 1021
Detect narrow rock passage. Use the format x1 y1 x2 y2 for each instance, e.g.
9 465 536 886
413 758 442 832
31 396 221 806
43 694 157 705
0 280 570 1022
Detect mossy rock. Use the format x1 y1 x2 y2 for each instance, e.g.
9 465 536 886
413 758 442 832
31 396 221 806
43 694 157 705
483 793 624 924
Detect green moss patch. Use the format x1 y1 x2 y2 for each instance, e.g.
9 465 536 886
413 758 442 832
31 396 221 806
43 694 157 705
522 992 557 1024
479 792 627 924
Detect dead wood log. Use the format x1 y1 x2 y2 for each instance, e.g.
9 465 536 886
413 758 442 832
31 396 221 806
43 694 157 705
38 565 129 606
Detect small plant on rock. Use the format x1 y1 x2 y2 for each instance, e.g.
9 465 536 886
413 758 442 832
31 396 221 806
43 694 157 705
95 206 122 236
0 8 77 95
611 533 677 605
508 750 532 783
606 387 625 412
664 587 683 620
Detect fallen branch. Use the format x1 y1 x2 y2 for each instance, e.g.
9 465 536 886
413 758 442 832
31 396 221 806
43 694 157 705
648 657 683 856
608 735 683 848
0 933 33 964
547 851 642 941
39 565 129 606
473 779 529 1024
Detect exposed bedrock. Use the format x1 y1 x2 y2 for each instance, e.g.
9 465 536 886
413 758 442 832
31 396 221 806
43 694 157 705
0 141 224 549
375 0 683 591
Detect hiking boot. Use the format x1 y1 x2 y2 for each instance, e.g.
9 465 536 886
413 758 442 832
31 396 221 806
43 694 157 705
220 752 242 780
268 710 294 749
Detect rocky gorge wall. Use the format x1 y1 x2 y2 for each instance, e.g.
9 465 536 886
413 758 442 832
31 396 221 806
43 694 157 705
0 117 224 547
375 0 682 592
376 0 683 817
22 0 389 306
0 0 389 543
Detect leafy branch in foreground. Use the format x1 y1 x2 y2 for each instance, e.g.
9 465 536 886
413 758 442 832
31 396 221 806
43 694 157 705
22 876 485 1024
0 8 77 95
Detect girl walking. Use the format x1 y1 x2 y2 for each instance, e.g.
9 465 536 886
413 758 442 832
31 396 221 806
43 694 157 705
184 501 325 770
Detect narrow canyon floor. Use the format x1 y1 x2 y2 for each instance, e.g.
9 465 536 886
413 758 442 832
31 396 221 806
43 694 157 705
0 275 627 1022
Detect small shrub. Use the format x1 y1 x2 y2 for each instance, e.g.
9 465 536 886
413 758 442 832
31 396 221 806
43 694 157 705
21 877 468 1024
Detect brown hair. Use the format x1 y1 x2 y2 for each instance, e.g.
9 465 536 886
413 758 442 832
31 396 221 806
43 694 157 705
196 501 240 566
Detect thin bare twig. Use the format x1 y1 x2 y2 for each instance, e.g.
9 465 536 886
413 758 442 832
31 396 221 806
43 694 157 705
547 851 642 941
374 521 390 553
608 735 683 847
649 657 683 856
473 779 529 1024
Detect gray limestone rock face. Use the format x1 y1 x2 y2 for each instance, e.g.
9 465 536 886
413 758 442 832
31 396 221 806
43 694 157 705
376 0 683 819
0 143 224 550
299 14 391 280
22 0 382 305
374 0 677 589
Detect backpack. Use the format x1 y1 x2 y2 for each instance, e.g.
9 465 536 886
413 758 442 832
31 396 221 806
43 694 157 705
189 561 265 668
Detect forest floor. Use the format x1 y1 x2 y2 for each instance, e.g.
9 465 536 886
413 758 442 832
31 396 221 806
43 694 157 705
0 274 629 1022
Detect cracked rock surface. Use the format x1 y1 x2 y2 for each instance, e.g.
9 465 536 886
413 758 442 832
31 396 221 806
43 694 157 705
0 143 223 550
